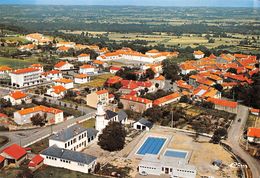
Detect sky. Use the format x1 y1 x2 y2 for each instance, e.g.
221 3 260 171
0 0 260 7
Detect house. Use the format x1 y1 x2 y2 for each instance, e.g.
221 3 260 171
0 155 5 169
28 154 44 171
176 80 193 92
152 75 165 89
10 68 42 88
49 124 98 151
3 90 31 106
106 76 123 86
95 103 128 132
0 144 27 167
74 74 90 84
86 89 109 108
120 95 152 113
30 63 44 72
0 66 12 75
110 66 121 74
133 118 153 131
26 33 44 43
43 70 63 81
54 78 74 89
46 85 67 99
109 94 115 103
57 46 70 53
92 60 106 67
54 61 74 71
78 53 90 62
207 98 238 114
193 50 205 59
56 41 76 48
250 108 259 116
138 154 196 178
18 44 36 52
153 92 181 107
13 105 64 125
79 65 95 75
40 145 96 174
247 127 260 144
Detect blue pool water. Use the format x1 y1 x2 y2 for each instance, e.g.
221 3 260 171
164 150 187 158
137 137 166 155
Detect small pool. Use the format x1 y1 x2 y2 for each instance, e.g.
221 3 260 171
164 149 188 159
137 137 166 155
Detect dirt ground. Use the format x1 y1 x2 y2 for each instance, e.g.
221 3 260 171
83 126 238 178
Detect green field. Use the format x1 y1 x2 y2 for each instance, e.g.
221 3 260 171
79 118 96 128
0 57 39 68
79 74 114 88
1 36 29 43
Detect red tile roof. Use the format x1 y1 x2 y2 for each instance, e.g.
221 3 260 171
0 113 8 118
80 64 95 69
75 74 88 79
120 95 152 104
54 61 69 68
110 66 121 71
55 78 73 84
78 53 90 57
12 68 39 74
1 144 27 160
0 155 5 163
18 105 62 115
52 85 67 94
153 92 180 106
28 154 44 167
247 127 260 138
106 76 123 85
207 98 237 108
9 91 27 100
0 66 12 71
96 89 108 95
193 50 204 55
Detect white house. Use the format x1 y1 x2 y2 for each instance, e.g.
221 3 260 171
74 74 90 84
95 103 128 132
13 105 64 125
79 65 95 75
110 66 121 74
193 50 205 59
46 85 67 99
41 145 96 174
78 53 90 62
49 124 98 151
54 78 74 89
54 61 74 71
247 127 260 144
86 89 109 108
3 90 30 106
10 68 42 88
43 70 63 81
138 154 196 178
133 118 153 131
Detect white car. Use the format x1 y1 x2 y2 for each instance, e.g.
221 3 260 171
139 171 148 176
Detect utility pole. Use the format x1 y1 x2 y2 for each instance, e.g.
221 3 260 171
171 110 173 128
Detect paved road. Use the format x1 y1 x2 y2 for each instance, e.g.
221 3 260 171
226 105 260 178
0 112 96 150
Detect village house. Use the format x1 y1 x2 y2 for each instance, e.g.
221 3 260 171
41 145 97 174
13 105 64 125
25 33 51 45
42 70 63 81
57 46 71 53
247 127 260 144
79 65 95 75
10 68 42 88
3 90 31 106
54 61 74 71
133 118 153 131
30 63 44 72
55 41 76 48
193 50 205 59
49 124 98 151
176 80 194 92
46 85 67 99
74 74 90 84
152 75 165 90
192 85 221 100
18 44 36 52
0 144 27 168
110 66 121 74
0 66 12 75
86 89 109 108
106 76 123 86
250 108 260 116
54 78 74 89
78 53 90 62
95 103 128 132
28 154 44 171
207 98 238 114
120 95 152 113
153 92 181 107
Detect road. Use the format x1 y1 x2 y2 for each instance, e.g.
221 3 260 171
226 105 260 178
0 111 96 150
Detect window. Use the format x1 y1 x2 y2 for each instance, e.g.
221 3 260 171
65 143 67 148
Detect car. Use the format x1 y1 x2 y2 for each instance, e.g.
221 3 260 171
139 171 148 176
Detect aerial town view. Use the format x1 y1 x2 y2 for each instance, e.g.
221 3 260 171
0 0 259 178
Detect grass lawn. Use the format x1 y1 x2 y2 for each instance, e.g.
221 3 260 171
0 136 9 148
80 73 114 88
245 114 260 129
0 57 39 68
1 36 29 43
30 136 49 154
79 118 96 128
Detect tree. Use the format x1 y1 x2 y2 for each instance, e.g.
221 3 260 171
98 122 126 151
211 127 227 144
0 98 12 108
227 68 237 74
117 102 123 109
213 83 223 92
30 113 47 127
145 68 155 79
162 59 180 82
144 106 163 123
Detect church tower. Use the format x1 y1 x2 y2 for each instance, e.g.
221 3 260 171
95 102 107 132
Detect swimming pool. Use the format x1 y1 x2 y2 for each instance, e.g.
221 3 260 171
137 137 166 155
164 149 188 159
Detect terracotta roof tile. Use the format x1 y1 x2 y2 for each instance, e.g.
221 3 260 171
247 127 260 138
1 144 27 160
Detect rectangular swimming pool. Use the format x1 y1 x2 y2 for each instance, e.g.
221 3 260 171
137 137 166 155
164 149 188 159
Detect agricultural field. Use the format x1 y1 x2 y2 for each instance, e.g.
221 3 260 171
79 73 114 88
245 114 260 129
1 36 29 43
0 57 40 68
